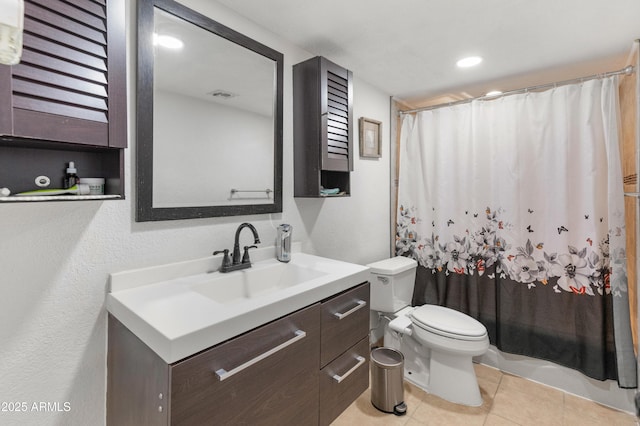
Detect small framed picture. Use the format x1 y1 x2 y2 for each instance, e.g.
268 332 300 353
359 117 382 158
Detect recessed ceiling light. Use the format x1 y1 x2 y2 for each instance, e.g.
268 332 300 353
485 90 503 97
153 33 184 49
456 56 483 68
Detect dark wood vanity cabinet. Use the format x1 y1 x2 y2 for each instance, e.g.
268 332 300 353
0 0 127 196
293 56 353 197
319 283 370 425
107 282 370 426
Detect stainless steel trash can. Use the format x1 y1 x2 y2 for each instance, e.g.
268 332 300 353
370 347 407 415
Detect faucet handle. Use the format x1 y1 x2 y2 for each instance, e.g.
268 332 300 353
242 245 257 264
213 249 231 269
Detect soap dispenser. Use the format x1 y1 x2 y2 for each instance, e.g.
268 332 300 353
276 224 292 262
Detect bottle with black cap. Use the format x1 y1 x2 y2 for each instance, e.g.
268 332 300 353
64 161 79 189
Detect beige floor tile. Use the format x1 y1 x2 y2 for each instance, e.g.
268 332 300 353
483 413 521 426
334 369 637 426
405 417 428 426
331 392 407 426
475 364 502 406
331 387 408 426
563 408 615 426
490 384 562 426
478 376 500 403
331 408 408 426
563 393 636 425
497 374 564 405
408 392 489 426
403 381 428 418
474 363 503 385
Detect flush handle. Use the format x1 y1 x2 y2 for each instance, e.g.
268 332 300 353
332 356 366 383
214 330 306 381
333 300 367 320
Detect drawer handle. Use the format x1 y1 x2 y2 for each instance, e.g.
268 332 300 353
333 300 367 320
332 355 366 383
214 329 306 381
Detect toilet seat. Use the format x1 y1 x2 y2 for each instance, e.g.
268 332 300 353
410 305 487 341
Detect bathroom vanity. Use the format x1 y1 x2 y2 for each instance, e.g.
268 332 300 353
106 249 370 425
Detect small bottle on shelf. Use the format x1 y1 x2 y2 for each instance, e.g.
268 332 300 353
64 161 79 188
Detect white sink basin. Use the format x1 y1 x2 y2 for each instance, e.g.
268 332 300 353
191 262 328 304
107 247 370 363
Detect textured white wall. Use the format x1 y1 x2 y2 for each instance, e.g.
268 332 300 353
0 1 391 425
296 78 392 264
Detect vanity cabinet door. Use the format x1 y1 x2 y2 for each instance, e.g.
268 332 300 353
170 304 321 426
0 0 127 148
319 337 369 426
320 282 370 367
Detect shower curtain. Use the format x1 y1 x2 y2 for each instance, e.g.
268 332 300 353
397 77 637 387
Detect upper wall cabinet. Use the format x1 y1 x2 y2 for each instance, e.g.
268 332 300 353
0 0 127 148
0 0 127 199
294 56 353 198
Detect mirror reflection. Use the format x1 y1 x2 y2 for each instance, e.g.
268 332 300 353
136 0 283 221
153 8 275 207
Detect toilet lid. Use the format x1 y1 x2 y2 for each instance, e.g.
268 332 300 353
410 305 487 341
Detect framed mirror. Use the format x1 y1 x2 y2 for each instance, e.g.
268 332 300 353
136 0 283 221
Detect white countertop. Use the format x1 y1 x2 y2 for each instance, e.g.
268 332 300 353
107 246 370 363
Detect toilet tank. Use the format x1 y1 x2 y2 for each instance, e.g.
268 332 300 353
367 256 418 313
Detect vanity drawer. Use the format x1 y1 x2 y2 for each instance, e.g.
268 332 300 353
319 337 369 425
320 282 370 367
170 303 321 426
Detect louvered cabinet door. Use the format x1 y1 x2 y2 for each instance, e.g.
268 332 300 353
293 56 352 197
0 0 126 148
320 59 353 172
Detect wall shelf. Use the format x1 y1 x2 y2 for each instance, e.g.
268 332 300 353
0 195 121 202
0 138 124 198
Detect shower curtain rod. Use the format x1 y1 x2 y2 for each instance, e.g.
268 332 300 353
399 65 635 115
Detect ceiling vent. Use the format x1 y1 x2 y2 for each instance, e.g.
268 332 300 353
208 90 238 99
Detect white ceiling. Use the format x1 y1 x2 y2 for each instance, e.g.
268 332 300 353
214 0 640 108
155 7 275 117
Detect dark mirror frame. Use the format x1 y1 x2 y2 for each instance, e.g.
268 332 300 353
136 0 283 221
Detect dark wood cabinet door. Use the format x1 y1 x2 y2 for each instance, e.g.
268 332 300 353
319 337 369 426
320 58 353 173
170 304 321 426
0 0 126 148
320 282 370 368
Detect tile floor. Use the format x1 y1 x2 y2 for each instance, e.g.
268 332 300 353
331 364 637 426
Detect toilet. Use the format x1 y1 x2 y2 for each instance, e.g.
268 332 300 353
368 256 489 406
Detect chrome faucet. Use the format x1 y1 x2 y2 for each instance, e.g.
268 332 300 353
213 222 261 273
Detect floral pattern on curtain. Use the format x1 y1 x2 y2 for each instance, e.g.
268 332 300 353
396 77 636 387
398 206 613 296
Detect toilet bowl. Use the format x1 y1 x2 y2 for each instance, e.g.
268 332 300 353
368 256 489 406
